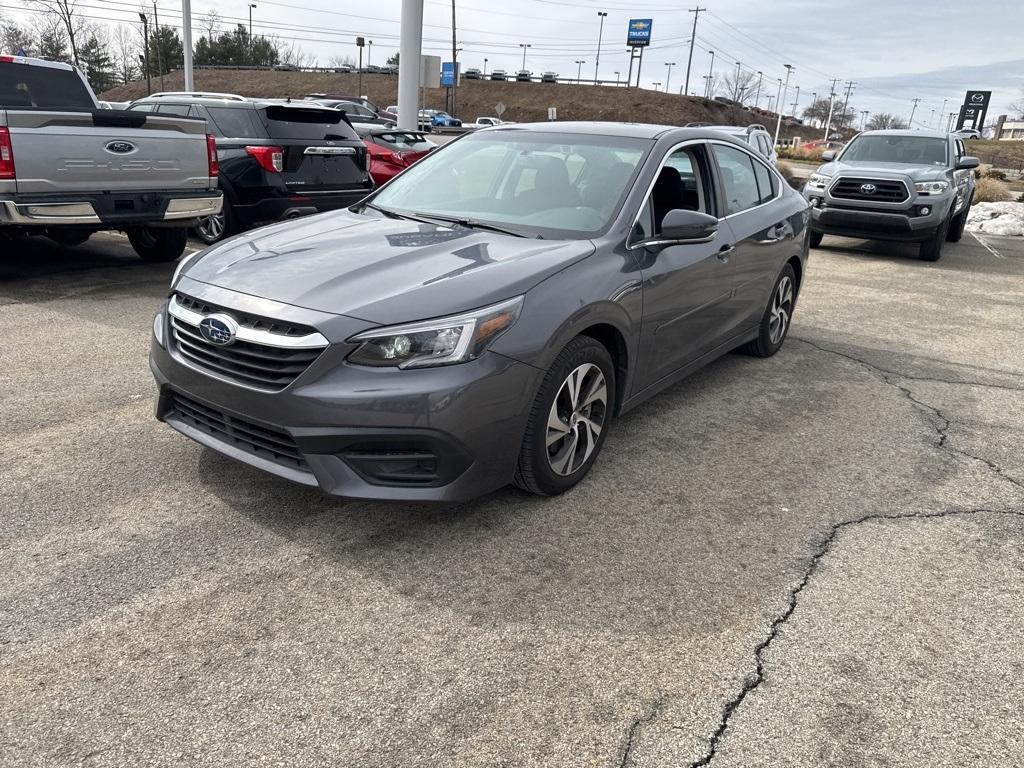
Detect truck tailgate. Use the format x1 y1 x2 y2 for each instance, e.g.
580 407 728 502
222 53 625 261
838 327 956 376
3 110 211 195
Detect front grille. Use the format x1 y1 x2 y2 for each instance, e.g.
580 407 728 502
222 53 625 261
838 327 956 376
830 177 909 203
174 293 317 338
168 392 308 471
170 317 324 390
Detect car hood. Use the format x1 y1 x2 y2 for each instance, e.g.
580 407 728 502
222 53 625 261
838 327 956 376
182 210 595 324
818 160 947 182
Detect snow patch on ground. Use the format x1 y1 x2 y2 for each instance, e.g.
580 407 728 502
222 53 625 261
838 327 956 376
966 202 1024 237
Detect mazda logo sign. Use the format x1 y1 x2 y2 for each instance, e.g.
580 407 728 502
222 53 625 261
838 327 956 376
198 314 238 346
105 140 137 154
860 183 877 195
970 93 985 103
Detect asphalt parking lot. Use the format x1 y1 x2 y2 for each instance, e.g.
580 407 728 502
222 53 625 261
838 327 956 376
2 231 1023 767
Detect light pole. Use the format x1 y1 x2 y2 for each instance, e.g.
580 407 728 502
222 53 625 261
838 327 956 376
614 71 620 86
367 39 373 68
733 61 741 100
152 2 164 90
595 11 607 83
138 12 151 95
790 85 800 116
483 58 488 76
766 95 774 112
773 64 793 146
861 110 869 131
754 70 763 106
940 98 948 129
929 108 935 128
652 81 661 91
575 60 585 83
665 62 675 93
248 3 256 48
908 98 921 129
519 43 530 71
809 92 817 125
705 50 714 97
702 75 711 98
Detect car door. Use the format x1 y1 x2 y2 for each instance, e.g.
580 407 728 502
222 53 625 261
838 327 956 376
711 141 791 331
633 142 737 389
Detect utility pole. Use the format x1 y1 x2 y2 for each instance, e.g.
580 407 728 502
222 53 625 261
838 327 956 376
665 62 675 93
683 7 706 97
519 43 530 71
153 2 164 90
451 0 457 119
754 71 763 106
138 12 151 95
822 78 838 141
773 65 792 146
908 97 921 128
595 11 607 83
840 80 856 131
705 50 714 97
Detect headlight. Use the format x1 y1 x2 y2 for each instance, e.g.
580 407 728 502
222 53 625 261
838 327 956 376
347 296 523 369
807 173 831 190
915 180 949 195
171 249 203 286
153 308 165 347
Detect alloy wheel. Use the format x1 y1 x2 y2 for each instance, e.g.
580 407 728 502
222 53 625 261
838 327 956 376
196 212 225 242
545 363 608 476
768 275 793 345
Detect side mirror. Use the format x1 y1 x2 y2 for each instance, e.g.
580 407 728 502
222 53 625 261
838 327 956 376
659 209 719 243
821 150 836 162
956 156 980 170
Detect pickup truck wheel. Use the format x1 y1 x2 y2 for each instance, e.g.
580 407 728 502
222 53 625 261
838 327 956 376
128 227 188 263
46 229 92 247
946 200 971 243
919 216 951 262
809 230 823 248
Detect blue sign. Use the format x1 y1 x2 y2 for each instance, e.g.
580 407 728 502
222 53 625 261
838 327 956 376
441 62 458 87
627 18 653 47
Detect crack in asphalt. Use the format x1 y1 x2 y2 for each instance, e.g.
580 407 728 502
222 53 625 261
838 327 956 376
672 339 1024 767
686 506 1024 768
617 689 666 768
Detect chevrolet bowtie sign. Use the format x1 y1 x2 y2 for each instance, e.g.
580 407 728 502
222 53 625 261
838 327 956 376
627 18 653 47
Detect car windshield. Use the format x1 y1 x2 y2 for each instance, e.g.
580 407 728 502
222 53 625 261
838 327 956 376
840 135 948 166
370 131 649 238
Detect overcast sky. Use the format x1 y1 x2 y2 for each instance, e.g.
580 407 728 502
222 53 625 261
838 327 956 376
6 0 1023 124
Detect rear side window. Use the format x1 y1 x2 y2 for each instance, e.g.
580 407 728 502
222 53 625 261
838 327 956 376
207 106 264 139
0 62 94 110
156 103 193 116
750 157 777 204
712 144 761 215
259 106 358 141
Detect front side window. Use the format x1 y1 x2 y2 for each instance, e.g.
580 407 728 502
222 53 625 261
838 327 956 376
712 144 761 215
371 132 649 238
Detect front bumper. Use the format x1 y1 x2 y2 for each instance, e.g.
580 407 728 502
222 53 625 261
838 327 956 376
150 291 540 502
804 192 950 243
0 191 222 227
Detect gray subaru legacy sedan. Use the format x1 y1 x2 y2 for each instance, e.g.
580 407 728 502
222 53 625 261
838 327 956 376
151 122 810 502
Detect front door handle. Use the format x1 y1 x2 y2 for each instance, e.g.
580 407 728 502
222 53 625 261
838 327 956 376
717 244 734 263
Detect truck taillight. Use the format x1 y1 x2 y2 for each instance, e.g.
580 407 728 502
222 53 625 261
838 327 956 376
206 133 219 177
245 145 283 173
0 127 15 180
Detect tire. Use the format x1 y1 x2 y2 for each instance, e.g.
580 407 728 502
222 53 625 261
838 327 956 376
514 336 616 496
738 263 797 357
809 230 823 248
194 204 232 245
46 229 92 247
919 215 951 262
128 227 188 263
946 200 970 243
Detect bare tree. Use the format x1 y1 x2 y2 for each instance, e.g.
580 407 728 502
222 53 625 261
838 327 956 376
30 0 82 66
201 9 222 40
1009 89 1024 119
866 113 908 130
1 17 35 55
721 69 757 106
276 38 312 68
328 54 356 68
112 24 139 84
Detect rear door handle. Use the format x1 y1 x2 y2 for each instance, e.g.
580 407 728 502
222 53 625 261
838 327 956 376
717 244 734 262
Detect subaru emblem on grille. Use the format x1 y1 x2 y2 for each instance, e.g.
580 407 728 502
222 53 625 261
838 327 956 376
860 183 877 195
105 140 137 154
198 313 238 346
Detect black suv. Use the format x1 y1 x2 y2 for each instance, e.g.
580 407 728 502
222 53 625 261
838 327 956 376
128 93 373 243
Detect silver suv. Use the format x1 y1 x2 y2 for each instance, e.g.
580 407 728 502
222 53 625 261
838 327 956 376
688 123 777 165
803 130 978 261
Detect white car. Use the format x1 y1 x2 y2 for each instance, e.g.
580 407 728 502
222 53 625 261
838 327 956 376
472 117 503 127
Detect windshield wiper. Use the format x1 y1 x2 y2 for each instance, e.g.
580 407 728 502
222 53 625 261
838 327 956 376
363 203 455 228
412 213 539 239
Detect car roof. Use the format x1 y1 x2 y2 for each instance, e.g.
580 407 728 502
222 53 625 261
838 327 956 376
858 128 950 140
486 121 681 139
0 55 76 72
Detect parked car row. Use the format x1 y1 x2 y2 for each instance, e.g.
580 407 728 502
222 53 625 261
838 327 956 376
464 69 560 83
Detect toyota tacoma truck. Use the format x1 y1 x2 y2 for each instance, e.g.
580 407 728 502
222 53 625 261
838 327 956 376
803 129 978 261
0 55 221 261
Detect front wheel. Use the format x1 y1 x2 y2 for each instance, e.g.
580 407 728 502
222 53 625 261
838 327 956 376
514 336 615 496
128 227 188 263
738 264 797 357
919 215 950 262
194 205 232 245
946 200 970 243
809 230 823 248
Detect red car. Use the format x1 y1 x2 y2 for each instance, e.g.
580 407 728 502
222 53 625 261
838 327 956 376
354 126 436 186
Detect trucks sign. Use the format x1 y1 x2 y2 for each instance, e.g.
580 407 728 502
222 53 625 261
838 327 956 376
627 19 653 47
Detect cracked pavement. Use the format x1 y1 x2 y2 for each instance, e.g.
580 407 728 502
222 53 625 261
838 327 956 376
2 233 1023 767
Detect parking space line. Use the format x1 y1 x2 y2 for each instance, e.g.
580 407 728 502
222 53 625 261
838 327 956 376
970 231 1005 259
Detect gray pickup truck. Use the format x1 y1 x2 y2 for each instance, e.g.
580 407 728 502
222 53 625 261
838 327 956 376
803 129 978 261
0 55 221 262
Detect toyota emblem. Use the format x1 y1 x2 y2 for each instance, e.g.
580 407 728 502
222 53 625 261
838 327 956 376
860 183 877 195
